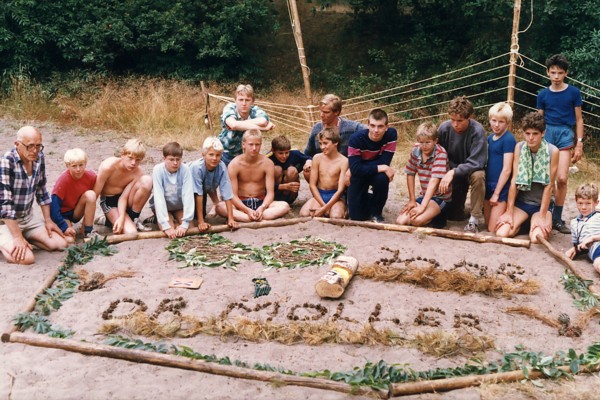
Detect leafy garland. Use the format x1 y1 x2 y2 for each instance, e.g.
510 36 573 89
13 236 117 337
104 334 600 390
251 236 346 269
165 234 254 270
560 271 600 311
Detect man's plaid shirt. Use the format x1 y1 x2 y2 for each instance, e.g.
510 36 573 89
0 148 51 219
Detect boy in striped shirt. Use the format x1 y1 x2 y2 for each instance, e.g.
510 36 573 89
396 122 451 227
565 183 600 273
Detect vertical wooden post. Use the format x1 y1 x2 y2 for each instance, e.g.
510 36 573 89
507 0 522 108
200 81 213 132
288 0 312 102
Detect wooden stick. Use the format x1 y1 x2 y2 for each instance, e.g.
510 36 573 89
91 217 312 244
1 267 62 343
316 218 530 248
8 332 387 398
536 234 600 296
389 363 600 397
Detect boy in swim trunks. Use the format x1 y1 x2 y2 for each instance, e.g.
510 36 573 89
299 128 348 218
396 122 451 227
268 135 311 205
93 139 153 234
216 129 289 222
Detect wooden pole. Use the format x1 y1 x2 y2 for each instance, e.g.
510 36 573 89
288 0 312 102
507 0 521 107
8 332 387 398
1 267 62 343
91 217 313 245
200 81 213 132
315 218 530 248
536 234 600 296
389 362 600 397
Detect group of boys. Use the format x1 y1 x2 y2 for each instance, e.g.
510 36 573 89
1 54 598 275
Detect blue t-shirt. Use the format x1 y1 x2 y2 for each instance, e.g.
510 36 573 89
188 159 234 201
537 85 582 127
268 150 311 172
486 131 516 186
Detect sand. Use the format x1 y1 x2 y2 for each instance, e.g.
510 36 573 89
1 118 599 400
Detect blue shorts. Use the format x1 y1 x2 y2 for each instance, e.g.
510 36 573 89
485 183 509 203
319 188 337 204
515 200 540 217
241 197 263 211
545 124 574 150
416 196 447 210
589 244 600 262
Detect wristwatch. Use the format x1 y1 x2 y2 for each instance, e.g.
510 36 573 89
577 137 583 143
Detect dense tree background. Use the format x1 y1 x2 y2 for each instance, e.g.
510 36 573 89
0 0 598 91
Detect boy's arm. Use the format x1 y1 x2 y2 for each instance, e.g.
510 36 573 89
572 106 584 163
194 194 210 231
93 159 111 197
497 143 521 229
113 179 135 233
228 162 253 218
152 166 171 230
533 146 559 235
261 159 276 209
50 194 69 233
180 166 195 229
309 156 325 207
324 158 349 209
491 152 515 204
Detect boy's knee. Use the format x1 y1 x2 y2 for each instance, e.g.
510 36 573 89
469 170 485 186
286 167 299 179
83 190 97 203
138 175 153 190
594 259 600 275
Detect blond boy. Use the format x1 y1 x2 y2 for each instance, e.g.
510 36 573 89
189 137 238 231
299 128 348 218
218 84 275 165
565 183 600 273
93 139 153 234
51 148 97 240
216 130 289 222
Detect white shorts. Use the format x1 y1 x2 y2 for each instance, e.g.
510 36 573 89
0 211 46 249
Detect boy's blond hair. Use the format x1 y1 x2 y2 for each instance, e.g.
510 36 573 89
122 139 146 159
242 129 262 142
64 148 88 164
235 84 254 99
319 94 342 114
575 183 599 201
317 127 340 144
488 102 513 122
202 136 224 154
416 122 438 140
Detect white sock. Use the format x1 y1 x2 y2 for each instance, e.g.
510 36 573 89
469 216 478 225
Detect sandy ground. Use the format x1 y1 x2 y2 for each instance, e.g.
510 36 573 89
1 118 600 400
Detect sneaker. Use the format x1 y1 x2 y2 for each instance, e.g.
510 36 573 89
143 215 157 225
134 218 152 232
371 215 385 224
84 230 100 240
552 220 571 234
464 222 479 234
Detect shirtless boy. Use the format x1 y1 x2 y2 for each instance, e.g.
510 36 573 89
299 128 348 218
216 130 290 222
94 139 153 234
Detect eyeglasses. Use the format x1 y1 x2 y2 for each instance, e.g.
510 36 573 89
17 141 44 152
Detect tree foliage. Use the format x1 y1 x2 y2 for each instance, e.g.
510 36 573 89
0 0 276 80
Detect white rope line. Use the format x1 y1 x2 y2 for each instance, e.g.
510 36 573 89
343 75 508 119
385 103 498 126
343 53 510 103
513 100 537 111
513 86 539 98
269 116 309 132
515 64 551 81
344 64 509 108
514 74 546 89
518 54 600 94
259 107 312 125
208 93 312 111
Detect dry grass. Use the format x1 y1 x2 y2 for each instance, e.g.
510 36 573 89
412 330 495 357
504 306 562 329
359 263 540 297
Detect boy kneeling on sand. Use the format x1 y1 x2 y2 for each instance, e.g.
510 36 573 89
299 128 348 218
51 148 97 241
565 183 600 274
94 139 153 234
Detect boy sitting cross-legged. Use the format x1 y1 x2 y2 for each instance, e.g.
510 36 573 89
268 135 311 205
299 128 348 218
50 148 98 241
94 139 153 234
149 142 194 239
396 122 451 228
565 183 600 274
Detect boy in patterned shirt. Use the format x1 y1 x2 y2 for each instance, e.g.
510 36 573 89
565 183 600 273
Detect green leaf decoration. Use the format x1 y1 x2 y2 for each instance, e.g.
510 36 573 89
251 236 346 269
166 234 254 270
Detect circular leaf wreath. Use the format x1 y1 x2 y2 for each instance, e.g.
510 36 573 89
251 236 346 269
166 234 254 270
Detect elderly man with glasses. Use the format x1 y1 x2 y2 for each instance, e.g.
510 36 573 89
0 126 69 264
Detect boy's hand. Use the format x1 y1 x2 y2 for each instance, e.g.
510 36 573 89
112 217 125 234
303 161 312 174
439 170 454 193
174 226 187 238
227 218 239 230
198 221 211 232
496 212 513 230
283 182 300 192
489 193 499 206
65 227 77 238
260 121 275 131
578 237 594 251
164 227 178 239
572 144 583 163
409 205 425 220
254 206 265 221
565 246 577 260
401 201 417 214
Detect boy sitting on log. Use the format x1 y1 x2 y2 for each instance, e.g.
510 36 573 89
94 139 153 234
299 128 348 218
50 148 97 241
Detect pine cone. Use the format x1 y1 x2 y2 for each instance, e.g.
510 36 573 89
558 313 570 326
